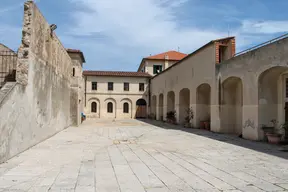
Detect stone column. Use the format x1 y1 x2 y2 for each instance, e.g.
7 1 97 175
163 93 167 121
190 90 197 128
211 80 221 132
175 92 180 124
156 95 160 120
242 73 260 140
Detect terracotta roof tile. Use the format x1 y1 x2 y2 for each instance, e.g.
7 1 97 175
83 71 151 77
145 51 187 61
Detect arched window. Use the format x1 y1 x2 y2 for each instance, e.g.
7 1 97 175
107 102 113 113
123 102 129 113
91 102 97 113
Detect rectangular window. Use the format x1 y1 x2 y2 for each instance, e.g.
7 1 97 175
92 82 97 90
153 65 163 74
139 83 145 91
124 82 129 91
108 82 113 91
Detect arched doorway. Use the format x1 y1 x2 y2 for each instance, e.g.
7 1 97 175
221 77 243 135
179 88 190 125
151 95 157 119
167 91 175 112
136 99 147 118
159 94 164 121
196 84 211 128
258 67 288 139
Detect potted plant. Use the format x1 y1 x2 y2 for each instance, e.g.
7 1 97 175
265 119 282 144
184 107 194 128
204 117 211 130
166 111 176 124
262 119 276 135
280 122 288 144
200 121 206 129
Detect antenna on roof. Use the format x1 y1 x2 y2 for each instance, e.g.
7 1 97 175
178 47 180 52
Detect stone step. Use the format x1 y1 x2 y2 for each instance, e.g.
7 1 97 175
0 82 16 103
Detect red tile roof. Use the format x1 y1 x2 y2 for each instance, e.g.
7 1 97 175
66 49 86 63
83 71 151 77
145 51 187 61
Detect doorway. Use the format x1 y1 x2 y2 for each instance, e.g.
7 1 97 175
136 99 147 118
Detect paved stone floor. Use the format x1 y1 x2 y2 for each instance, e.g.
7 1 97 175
0 119 288 192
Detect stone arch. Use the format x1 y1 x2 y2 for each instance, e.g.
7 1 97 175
179 88 190 125
136 98 147 118
159 94 164 121
196 84 211 128
221 77 243 135
151 95 157 119
120 98 132 118
258 66 288 136
167 91 175 113
104 98 117 119
88 98 100 118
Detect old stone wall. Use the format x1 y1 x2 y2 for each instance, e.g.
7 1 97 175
0 1 73 163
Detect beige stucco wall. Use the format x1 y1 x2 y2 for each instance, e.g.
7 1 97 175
218 36 288 140
149 37 288 141
84 75 149 119
140 60 178 76
150 43 217 128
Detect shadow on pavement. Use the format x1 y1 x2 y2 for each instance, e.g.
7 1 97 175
138 119 288 160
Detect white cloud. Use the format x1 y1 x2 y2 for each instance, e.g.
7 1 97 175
0 24 21 51
68 0 226 54
241 20 288 34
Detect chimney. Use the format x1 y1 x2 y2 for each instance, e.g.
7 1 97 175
164 54 169 60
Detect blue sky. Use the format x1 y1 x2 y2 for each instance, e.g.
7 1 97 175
1 0 288 71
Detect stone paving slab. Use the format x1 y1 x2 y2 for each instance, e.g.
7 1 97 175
0 119 287 192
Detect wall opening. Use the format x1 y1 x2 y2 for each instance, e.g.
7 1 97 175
179 88 190 125
258 66 288 139
167 91 175 113
159 94 164 121
136 99 147 118
196 84 211 128
221 77 243 135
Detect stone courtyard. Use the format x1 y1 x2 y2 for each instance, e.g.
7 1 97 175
0 120 287 192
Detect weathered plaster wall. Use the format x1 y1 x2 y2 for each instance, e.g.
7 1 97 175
69 53 85 126
150 43 217 127
0 1 73 163
218 36 288 140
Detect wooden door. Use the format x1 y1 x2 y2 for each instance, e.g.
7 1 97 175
136 106 147 118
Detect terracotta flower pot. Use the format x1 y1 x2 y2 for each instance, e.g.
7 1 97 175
200 121 205 129
204 121 210 130
266 133 281 144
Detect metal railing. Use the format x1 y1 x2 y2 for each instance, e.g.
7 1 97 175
234 33 288 57
0 51 17 87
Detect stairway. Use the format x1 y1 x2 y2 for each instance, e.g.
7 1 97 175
0 82 16 103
